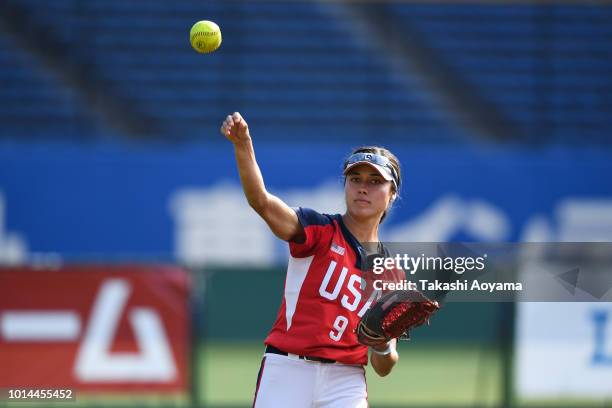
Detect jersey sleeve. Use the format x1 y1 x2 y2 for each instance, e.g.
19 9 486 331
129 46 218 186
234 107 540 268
289 207 333 258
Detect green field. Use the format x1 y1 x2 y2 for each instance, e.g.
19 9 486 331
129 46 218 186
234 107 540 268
5 342 608 408
199 342 503 407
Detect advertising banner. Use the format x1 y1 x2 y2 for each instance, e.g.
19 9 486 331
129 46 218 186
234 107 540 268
0 265 190 392
516 302 612 397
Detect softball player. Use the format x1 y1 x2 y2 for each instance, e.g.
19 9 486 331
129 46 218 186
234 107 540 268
221 112 403 408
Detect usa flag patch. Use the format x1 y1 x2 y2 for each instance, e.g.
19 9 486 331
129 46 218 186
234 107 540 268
331 243 345 255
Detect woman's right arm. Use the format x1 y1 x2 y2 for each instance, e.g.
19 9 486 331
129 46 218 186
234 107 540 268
220 112 305 243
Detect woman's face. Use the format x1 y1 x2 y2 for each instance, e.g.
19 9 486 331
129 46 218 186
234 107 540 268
344 163 394 221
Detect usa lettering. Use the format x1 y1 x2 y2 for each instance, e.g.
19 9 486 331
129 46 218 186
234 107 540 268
318 261 379 342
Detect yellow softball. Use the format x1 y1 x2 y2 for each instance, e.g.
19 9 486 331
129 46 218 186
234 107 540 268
189 20 222 54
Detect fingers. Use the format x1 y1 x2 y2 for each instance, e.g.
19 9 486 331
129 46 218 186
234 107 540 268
220 112 248 139
232 112 248 131
225 114 234 130
220 114 233 136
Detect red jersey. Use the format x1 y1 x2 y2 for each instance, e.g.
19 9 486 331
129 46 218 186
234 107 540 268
264 207 404 365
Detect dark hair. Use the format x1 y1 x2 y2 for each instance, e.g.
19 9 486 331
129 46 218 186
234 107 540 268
344 146 402 224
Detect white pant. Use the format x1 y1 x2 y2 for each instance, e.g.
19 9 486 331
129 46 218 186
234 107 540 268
253 352 368 408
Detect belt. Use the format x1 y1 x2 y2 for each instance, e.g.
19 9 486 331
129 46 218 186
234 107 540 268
265 345 336 364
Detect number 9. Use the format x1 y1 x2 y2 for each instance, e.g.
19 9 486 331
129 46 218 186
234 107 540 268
329 315 349 341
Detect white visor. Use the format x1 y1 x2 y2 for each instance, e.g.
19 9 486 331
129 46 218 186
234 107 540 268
343 153 398 189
